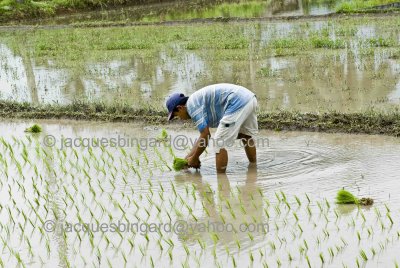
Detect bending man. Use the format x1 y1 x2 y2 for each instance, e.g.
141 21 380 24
166 83 258 173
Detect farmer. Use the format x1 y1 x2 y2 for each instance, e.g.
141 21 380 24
166 83 258 173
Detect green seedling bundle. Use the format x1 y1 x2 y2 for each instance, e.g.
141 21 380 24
336 189 374 206
24 124 42 133
173 157 188 171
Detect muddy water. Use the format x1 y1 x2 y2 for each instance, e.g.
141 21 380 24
0 119 399 267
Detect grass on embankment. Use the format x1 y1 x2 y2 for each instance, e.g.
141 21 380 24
1 100 400 136
1 0 400 23
336 0 400 13
0 0 172 22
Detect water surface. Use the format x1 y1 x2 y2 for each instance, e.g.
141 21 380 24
31 0 344 26
0 119 399 266
1 18 399 112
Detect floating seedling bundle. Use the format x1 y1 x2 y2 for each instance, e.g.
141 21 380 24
24 124 42 133
336 189 374 206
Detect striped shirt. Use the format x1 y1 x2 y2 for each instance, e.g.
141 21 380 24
186 83 255 132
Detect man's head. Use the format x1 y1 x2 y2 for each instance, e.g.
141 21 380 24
166 93 190 121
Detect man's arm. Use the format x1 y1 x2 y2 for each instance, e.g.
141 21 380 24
186 126 210 168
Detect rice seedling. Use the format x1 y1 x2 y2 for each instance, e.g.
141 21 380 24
305 255 311 268
319 252 325 264
305 194 311 204
360 250 368 261
288 252 293 263
156 128 169 142
2 125 400 268
295 196 301 207
386 213 394 226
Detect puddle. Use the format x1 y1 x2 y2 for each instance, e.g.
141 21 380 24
0 119 399 266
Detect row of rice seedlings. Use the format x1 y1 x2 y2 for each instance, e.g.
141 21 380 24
2 134 400 267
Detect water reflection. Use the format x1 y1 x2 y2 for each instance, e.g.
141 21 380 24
0 20 399 111
33 0 344 26
267 0 340 16
174 164 266 248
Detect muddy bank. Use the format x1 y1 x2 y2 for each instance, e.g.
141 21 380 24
257 111 400 136
1 100 399 136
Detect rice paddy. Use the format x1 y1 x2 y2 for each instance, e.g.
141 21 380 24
1 2 400 267
0 14 399 113
0 119 400 267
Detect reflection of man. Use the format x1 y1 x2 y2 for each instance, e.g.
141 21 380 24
174 165 265 244
166 83 259 173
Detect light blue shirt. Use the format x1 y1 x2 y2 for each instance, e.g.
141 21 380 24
186 83 255 132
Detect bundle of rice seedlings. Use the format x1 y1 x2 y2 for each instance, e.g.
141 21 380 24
336 189 373 206
173 157 188 171
24 124 42 133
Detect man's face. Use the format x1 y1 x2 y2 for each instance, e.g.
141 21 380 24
173 105 190 120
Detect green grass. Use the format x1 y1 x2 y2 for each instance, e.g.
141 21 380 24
311 36 346 49
336 0 400 13
367 37 396 47
0 0 174 21
270 38 306 49
105 40 153 50
257 68 277 78
0 0 269 22
2 0 400 24
0 0 56 20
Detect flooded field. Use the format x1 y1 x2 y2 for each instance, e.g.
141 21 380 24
1 3 400 266
1 15 399 113
0 119 399 267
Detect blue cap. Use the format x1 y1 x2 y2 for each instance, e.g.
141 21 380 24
166 93 188 120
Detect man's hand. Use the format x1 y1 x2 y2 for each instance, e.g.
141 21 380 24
186 155 201 169
185 126 209 169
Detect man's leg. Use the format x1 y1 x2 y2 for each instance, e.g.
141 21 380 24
216 148 228 173
238 133 256 163
214 96 258 173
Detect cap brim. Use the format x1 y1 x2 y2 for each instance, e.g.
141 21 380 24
168 112 174 121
